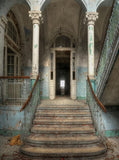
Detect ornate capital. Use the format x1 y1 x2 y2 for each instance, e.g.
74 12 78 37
0 16 7 29
29 10 42 24
86 12 98 25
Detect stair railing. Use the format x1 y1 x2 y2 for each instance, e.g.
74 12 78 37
20 75 40 136
87 76 107 140
96 0 115 74
0 76 31 106
20 75 39 112
96 0 119 98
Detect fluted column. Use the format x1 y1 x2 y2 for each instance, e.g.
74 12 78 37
86 12 98 79
0 16 7 76
29 11 42 79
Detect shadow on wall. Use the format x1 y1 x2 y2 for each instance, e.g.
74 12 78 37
104 106 119 137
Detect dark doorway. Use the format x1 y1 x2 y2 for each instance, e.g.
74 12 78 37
56 51 70 96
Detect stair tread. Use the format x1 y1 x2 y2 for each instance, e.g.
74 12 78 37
27 135 99 142
37 106 89 109
37 109 90 114
35 117 91 120
21 144 106 156
31 126 94 132
34 119 92 122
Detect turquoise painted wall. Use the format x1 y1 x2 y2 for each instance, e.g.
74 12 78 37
23 67 32 76
0 106 25 136
77 67 87 100
39 66 49 99
102 106 119 137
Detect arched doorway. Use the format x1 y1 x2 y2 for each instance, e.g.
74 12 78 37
49 35 76 100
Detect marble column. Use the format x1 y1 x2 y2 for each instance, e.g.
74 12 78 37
86 12 98 79
0 16 7 76
29 11 42 79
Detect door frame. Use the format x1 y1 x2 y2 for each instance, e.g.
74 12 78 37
49 47 76 100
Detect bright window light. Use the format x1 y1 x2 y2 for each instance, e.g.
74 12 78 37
60 80 65 88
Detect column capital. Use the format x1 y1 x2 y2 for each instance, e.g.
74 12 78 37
86 12 98 25
29 10 42 24
0 16 7 29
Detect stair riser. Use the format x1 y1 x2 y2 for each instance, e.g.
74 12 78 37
31 130 95 134
35 114 91 118
28 133 96 138
35 114 91 117
33 122 93 125
36 111 91 114
26 141 100 146
32 125 94 130
34 117 91 120
37 108 89 111
21 150 106 158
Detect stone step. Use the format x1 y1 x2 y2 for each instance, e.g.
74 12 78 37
35 111 91 116
31 126 95 134
35 115 92 120
36 110 91 115
32 124 94 128
21 144 106 157
37 105 89 110
26 135 100 146
39 100 87 106
36 114 91 118
33 118 92 125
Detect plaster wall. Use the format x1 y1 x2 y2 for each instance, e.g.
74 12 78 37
101 106 119 137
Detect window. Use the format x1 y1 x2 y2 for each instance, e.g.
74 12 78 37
7 21 19 45
4 11 21 77
72 53 76 80
7 55 14 76
51 53 54 80
7 48 19 76
55 36 71 48
60 80 65 88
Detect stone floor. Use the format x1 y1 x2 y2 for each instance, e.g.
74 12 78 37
0 135 119 160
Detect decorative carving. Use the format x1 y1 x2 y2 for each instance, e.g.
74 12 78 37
29 11 42 24
0 16 7 29
86 12 98 25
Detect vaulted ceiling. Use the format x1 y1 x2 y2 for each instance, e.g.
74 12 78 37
40 0 113 52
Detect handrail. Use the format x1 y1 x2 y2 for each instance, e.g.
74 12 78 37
20 75 39 112
87 76 107 113
96 0 115 74
0 76 30 79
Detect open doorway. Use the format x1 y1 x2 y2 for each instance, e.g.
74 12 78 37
56 51 70 96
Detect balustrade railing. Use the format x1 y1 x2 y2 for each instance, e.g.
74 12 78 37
87 76 107 140
20 75 40 135
0 76 31 106
96 0 119 96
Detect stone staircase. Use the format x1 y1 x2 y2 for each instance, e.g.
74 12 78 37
20 98 106 159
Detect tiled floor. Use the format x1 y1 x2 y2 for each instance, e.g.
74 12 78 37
0 135 119 160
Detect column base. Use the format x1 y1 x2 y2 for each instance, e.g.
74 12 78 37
31 75 38 79
30 75 38 88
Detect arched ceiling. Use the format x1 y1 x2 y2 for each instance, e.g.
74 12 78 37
30 0 113 12
40 0 113 51
0 0 30 16
42 0 82 45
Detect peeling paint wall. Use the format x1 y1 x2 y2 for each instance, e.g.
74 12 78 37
0 106 25 136
77 67 87 100
39 66 49 99
100 106 119 137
